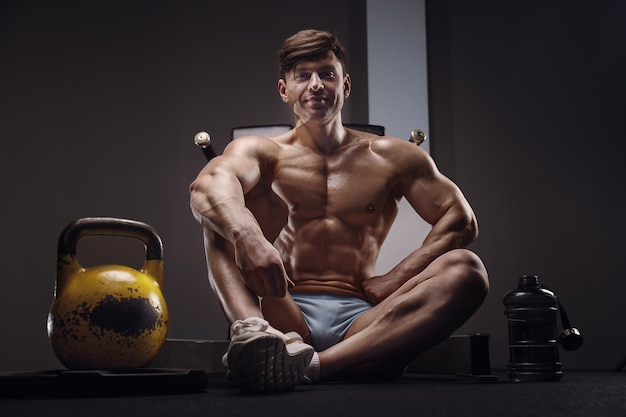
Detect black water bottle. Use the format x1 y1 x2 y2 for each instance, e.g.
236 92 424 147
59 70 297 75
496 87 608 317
503 275 562 382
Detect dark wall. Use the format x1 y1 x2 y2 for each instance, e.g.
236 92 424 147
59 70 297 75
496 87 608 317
0 0 368 371
427 0 626 369
3 0 623 373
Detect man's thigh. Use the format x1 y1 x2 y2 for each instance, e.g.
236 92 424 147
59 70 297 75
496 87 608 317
343 248 482 338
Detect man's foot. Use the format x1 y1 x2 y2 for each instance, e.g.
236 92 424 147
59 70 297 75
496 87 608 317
223 317 314 393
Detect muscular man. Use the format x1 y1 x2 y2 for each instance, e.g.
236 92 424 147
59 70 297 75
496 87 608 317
189 29 488 392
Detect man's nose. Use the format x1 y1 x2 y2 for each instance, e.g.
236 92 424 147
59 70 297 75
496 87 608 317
308 73 324 91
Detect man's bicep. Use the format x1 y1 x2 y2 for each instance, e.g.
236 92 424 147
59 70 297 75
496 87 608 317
399 149 470 226
403 171 463 226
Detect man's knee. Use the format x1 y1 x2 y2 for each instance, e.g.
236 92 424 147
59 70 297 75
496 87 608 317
443 249 489 300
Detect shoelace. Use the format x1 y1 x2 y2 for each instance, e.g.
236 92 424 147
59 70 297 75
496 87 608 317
231 318 268 336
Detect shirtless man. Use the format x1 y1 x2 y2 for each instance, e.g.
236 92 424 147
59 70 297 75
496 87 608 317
189 29 488 392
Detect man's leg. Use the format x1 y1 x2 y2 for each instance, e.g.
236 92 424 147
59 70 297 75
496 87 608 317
204 227 311 335
204 228 314 392
261 295 312 344
317 249 489 380
204 228 262 321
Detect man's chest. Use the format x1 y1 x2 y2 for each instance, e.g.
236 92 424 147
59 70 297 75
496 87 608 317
270 144 398 220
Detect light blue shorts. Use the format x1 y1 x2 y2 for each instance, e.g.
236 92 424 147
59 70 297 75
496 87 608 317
291 293 373 352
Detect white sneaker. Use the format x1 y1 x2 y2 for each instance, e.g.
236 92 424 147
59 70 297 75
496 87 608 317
222 317 314 393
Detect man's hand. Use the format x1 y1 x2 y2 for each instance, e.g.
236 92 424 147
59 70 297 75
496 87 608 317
362 274 403 305
233 234 293 298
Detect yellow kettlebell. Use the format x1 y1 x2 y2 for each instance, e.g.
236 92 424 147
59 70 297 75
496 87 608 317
47 217 169 370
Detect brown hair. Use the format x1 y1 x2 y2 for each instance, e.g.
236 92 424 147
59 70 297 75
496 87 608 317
278 29 347 79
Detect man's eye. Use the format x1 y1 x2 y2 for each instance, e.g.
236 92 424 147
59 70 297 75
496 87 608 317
296 73 310 80
322 71 336 79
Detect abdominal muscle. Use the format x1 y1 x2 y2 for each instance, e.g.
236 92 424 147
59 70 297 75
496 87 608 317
274 216 382 299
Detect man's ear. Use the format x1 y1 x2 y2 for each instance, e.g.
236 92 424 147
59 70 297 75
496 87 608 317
344 74 351 99
278 79 289 103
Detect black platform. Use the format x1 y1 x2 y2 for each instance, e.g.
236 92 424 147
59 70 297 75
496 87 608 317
0 368 208 398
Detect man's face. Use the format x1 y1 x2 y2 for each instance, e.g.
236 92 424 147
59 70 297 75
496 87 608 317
278 51 351 124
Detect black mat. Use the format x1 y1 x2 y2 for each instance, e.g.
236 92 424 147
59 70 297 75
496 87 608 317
0 368 208 398
1 371 625 417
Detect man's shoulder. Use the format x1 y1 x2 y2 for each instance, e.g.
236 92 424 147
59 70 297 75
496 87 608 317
363 135 438 183
368 135 426 159
225 134 285 157
233 127 299 148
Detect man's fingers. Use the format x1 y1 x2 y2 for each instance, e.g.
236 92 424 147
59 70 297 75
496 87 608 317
270 265 289 297
241 261 291 298
245 273 282 298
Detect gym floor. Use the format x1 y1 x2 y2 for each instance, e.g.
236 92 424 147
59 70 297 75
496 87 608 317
2 370 625 417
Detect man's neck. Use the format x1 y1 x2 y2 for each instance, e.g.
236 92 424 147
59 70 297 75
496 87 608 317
294 118 347 155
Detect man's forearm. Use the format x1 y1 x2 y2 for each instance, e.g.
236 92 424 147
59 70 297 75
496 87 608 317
363 207 477 305
189 171 264 245
389 206 477 283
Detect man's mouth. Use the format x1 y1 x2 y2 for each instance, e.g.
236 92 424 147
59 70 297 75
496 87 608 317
306 96 328 104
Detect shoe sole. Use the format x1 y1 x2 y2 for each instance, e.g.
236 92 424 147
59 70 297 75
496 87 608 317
226 333 314 393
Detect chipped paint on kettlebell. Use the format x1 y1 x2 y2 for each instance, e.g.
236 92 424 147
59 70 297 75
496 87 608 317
89 295 163 336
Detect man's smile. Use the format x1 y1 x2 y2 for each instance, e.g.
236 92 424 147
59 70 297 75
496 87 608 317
305 95 329 106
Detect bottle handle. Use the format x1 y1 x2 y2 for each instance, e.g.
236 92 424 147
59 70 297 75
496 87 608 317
540 284 583 351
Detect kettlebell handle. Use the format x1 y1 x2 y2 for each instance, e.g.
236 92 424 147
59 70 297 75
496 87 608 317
58 217 163 260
